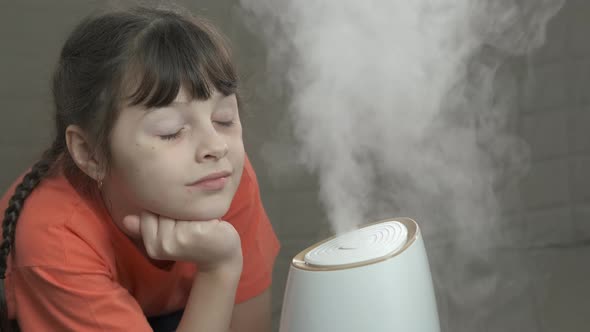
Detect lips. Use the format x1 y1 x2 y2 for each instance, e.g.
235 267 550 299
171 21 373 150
187 171 232 190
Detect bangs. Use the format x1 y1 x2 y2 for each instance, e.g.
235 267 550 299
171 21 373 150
123 15 237 108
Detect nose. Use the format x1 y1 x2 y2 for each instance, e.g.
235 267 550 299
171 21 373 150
195 126 228 162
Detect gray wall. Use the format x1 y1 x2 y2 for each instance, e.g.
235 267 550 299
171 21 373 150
502 0 590 330
1 1 589 331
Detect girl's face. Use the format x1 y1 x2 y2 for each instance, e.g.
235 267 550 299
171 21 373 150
103 88 245 222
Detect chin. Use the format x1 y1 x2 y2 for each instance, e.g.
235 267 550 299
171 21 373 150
142 189 234 221
190 207 229 220
175 201 231 221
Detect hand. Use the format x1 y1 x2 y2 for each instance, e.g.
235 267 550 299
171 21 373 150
121 211 243 272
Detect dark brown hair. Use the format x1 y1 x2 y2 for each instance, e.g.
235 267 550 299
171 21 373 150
0 6 238 331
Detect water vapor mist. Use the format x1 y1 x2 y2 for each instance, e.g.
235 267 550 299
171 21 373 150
239 0 564 330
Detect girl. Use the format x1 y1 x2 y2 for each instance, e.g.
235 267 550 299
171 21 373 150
0 5 280 332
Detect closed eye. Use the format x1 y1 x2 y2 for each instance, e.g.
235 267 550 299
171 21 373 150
214 121 235 127
159 128 184 141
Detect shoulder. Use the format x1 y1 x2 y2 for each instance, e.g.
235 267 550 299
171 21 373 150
237 154 259 196
224 155 262 222
225 156 281 303
1 172 115 272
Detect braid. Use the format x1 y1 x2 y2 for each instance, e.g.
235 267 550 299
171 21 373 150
0 160 51 276
0 142 62 332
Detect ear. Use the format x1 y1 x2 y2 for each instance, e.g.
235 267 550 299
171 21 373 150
65 125 105 181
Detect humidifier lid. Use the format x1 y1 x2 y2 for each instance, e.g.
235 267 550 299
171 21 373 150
303 220 408 267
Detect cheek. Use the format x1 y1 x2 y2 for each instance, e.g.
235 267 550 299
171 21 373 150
108 150 185 212
110 125 176 174
128 151 181 182
227 123 244 153
228 136 245 165
229 143 245 188
110 139 181 189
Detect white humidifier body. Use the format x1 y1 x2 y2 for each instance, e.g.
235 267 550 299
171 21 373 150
278 217 440 332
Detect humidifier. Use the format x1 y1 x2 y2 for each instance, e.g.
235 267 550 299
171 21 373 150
278 217 440 332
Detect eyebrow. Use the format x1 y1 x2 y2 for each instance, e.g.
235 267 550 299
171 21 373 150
170 90 226 106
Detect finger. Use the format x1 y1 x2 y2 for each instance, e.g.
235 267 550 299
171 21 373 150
121 215 141 240
140 211 159 255
187 219 223 245
157 216 176 239
179 219 219 235
157 216 176 253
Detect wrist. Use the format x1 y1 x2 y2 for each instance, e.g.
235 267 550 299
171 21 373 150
199 254 243 280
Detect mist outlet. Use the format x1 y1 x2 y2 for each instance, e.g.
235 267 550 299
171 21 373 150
304 221 408 267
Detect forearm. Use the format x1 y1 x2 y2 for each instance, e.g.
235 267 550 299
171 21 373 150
176 265 241 332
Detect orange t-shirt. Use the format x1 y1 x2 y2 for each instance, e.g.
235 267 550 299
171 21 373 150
0 156 280 331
